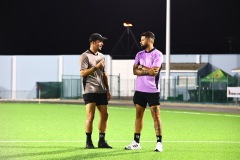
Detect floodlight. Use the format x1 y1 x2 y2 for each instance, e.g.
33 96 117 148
123 23 133 27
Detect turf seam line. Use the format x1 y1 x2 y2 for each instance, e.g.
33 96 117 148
0 140 240 144
109 107 240 118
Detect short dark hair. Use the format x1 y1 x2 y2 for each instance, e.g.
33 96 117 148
141 31 155 40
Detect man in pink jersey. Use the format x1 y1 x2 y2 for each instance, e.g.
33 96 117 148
125 31 164 152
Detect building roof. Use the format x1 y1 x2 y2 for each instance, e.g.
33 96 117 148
161 63 208 72
231 67 240 73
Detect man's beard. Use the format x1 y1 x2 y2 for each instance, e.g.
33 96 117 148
141 44 147 50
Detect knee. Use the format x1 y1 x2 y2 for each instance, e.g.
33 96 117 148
87 113 95 122
99 109 109 121
102 112 109 121
135 105 145 119
136 112 143 119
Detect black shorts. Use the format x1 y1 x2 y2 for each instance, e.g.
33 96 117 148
133 91 160 108
83 93 108 105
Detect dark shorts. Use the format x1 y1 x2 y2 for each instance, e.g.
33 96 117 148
83 93 108 105
133 91 160 108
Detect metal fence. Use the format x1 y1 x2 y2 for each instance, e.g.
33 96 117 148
1 75 239 104
61 75 239 103
109 75 120 99
0 90 36 99
160 76 239 103
61 75 120 99
61 75 82 99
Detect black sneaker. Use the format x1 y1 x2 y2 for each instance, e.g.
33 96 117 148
86 142 95 149
98 141 112 148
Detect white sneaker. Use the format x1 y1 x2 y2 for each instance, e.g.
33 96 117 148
125 140 141 150
155 142 163 152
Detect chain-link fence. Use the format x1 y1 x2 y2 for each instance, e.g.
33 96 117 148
1 75 239 104
108 75 120 99
0 90 36 99
61 75 239 103
160 76 239 103
61 75 82 99
61 75 120 99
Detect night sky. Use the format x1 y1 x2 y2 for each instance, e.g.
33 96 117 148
0 0 239 59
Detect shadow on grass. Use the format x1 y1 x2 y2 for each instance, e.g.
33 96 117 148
0 145 150 160
50 148 148 160
0 145 80 159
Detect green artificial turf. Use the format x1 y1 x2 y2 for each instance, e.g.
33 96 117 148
0 103 239 160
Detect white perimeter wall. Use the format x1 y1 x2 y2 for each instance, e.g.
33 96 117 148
0 55 111 99
0 56 12 91
111 60 135 97
0 54 239 99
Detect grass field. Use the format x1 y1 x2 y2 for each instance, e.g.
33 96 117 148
0 103 239 160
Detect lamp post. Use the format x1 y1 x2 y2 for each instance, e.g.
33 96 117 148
110 22 140 57
165 0 171 99
123 23 133 53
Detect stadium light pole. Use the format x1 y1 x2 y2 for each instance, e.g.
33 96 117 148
123 23 133 53
165 0 171 99
110 22 140 56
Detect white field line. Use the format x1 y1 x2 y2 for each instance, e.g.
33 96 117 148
0 140 239 144
162 110 240 118
109 107 240 118
60 104 240 118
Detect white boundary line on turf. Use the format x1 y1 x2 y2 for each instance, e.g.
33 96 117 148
163 110 240 118
0 140 239 144
109 107 240 118
59 104 240 118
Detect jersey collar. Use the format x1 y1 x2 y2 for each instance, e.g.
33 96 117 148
145 48 156 53
88 49 98 55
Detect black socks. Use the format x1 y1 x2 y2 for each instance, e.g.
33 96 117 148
134 133 141 143
86 132 106 143
157 135 162 143
86 132 92 143
99 133 105 142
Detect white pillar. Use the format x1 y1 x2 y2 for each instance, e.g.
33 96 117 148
58 56 63 82
165 0 171 99
196 55 201 64
12 56 16 99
